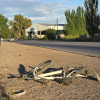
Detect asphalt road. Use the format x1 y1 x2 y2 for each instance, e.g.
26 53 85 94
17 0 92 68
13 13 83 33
13 40 100 58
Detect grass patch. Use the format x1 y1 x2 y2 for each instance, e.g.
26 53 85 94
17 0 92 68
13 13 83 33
60 36 92 42
0 83 14 100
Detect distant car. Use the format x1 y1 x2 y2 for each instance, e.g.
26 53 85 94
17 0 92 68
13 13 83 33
8 37 14 42
1 38 3 40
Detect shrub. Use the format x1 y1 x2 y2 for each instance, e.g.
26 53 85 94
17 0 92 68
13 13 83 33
22 34 26 39
38 35 48 40
43 35 48 40
58 34 61 40
27 36 31 39
0 84 14 100
45 28 56 40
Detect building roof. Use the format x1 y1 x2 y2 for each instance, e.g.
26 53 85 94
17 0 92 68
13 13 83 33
38 23 65 26
25 23 65 32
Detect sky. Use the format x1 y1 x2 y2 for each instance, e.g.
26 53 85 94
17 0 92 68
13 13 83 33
0 0 100 25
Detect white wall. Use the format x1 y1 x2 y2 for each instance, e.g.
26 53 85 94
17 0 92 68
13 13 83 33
49 26 64 30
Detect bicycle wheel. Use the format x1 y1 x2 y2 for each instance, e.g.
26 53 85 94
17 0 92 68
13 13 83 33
23 60 51 80
33 60 51 75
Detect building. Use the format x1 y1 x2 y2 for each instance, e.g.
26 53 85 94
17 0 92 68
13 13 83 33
25 23 65 38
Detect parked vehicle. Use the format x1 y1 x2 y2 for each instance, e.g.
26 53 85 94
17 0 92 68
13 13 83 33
8 37 14 42
1 38 3 40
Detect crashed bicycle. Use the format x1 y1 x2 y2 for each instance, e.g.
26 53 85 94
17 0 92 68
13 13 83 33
23 60 100 85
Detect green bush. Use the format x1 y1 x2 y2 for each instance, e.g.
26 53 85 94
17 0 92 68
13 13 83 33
43 35 48 40
27 36 31 39
38 35 48 40
45 28 56 40
61 35 91 42
58 34 61 40
22 34 26 39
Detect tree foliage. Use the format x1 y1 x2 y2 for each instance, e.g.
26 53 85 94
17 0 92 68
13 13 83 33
0 14 9 39
45 28 61 40
97 16 100 33
64 6 88 36
45 28 56 40
9 14 32 38
84 0 99 36
9 27 14 37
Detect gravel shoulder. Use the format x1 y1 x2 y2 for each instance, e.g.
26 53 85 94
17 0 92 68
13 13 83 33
0 41 100 100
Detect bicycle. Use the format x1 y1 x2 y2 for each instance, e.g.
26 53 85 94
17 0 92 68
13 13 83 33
23 60 100 85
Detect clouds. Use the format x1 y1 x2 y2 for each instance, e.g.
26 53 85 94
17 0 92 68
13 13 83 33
5 7 20 12
0 0 78 25
35 8 50 14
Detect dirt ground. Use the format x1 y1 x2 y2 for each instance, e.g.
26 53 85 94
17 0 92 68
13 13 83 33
0 41 100 100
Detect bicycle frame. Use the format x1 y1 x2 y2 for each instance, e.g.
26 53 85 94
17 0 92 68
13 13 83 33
34 67 86 80
23 67 86 80
23 60 100 85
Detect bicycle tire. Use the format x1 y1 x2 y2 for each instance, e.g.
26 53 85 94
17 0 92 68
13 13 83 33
26 60 51 78
33 60 51 75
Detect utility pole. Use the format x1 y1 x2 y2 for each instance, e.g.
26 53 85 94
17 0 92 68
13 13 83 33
57 18 58 34
56 18 58 40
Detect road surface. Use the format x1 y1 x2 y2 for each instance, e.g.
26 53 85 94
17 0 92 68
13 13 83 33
13 40 100 58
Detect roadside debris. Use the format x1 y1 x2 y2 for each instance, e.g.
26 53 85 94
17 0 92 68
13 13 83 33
23 60 100 86
13 90 26 97
9 90 26 99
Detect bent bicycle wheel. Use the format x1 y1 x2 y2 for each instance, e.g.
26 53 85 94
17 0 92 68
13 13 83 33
23 60 51 80
33 60 51 75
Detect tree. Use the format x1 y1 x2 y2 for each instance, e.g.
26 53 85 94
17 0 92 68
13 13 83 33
64 6 88 36
0 14 9 39
9 27 14 37
97 16 100 33
9 14 32 39
84 0 99 36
